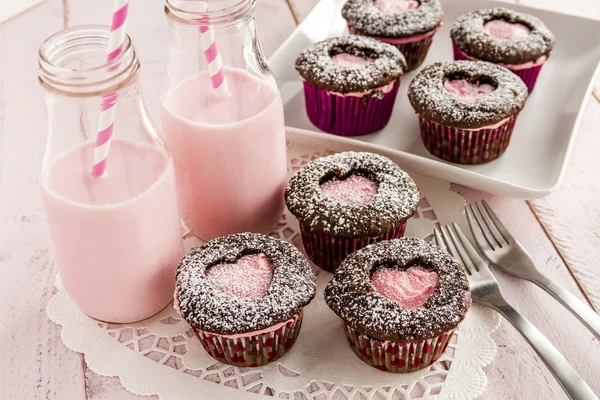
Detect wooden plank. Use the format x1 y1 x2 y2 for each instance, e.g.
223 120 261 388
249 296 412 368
530 98 600 312
456 191 600 399
0 1 87 399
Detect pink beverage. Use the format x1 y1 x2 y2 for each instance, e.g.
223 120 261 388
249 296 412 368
41 139 184 323
161 68 287 240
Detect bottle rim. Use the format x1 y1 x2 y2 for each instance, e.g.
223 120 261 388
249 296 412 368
164 0 255 28
38 25 140 97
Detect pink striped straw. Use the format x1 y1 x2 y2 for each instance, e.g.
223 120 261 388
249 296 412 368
198 1 228 97
91 0 130 177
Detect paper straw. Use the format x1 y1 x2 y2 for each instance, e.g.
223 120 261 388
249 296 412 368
198 1 228 97
91 0 130 177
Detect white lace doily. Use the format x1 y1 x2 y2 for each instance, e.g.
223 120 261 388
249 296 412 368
47 140 501 400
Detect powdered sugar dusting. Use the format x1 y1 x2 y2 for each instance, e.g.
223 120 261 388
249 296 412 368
371 266 438 309
342 0 443 38
408 61 527 129
205 254 273 299
175 233 316 335
451 7 555 64
285 151 419 238
444 79 495 103
374 0 419 15
320 175 378 205
325 237 471 341
296 36 405 94
484 19 530 41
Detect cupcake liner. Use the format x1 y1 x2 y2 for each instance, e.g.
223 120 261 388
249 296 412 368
194 311 304 367
303 80 400 137
300 222 407 273
342 322 455 373
389 35 435 72
419 115 518 165
452 43 545 93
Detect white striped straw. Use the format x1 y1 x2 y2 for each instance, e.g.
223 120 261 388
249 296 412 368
198 1 227 97
92 0 130 177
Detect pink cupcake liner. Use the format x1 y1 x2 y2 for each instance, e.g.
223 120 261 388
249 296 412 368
302 80 400 137
342 322 455 373
194 311 304 367
419 115 518 165
452 43 544 93
389 35 435 72
300 222 407 273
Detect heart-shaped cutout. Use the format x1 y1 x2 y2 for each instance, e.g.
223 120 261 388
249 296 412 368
444 78 495 103
331 53 375 70
484 19 531 41
206 253 273 299
374 0 419 15
320 175 378 205
371 266 438 309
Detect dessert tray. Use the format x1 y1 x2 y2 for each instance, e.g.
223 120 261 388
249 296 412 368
269 0 600 199
48 134 501 400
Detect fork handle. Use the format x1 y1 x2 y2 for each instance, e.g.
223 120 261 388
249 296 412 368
494 302 598 400
532 275 600 341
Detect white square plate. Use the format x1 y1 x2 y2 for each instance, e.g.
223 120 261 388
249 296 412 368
270 0 600 199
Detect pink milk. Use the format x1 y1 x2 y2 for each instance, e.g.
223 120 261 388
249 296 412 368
161 68 287 240
41 139 184 323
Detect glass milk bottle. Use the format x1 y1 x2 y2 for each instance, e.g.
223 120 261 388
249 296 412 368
161 0 287 240
38 26 184 323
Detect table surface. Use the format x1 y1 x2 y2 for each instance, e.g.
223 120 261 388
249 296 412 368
1 0 599 399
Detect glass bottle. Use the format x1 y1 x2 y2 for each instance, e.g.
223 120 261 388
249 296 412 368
162 0 287 240
38 26 184 323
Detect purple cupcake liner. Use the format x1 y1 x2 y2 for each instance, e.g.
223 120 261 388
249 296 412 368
419 115 518 165
452 43 544 93
389 35 435 72
342 322 456 373
194 311 304 367
303 80 400 137
299 222 407 273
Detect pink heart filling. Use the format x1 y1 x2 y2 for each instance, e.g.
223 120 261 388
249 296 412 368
371 266 438 309
484 19 531 41
205 253 273 299
444 79 495 103
374 0 419 15
320 175 378 205
331 54 375 70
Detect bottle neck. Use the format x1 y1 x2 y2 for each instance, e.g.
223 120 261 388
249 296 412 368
164 0 256 30
38 25 140 97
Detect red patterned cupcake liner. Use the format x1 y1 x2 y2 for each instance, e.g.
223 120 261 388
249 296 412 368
452 43 545 93
388 36 435 72
342 322 455 373
418 115 518 165
194 311 304 367
302 80 401 137
300 222 407 273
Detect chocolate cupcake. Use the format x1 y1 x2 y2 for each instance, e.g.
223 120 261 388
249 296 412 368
342 0 443 71
295 36 406 137
325 237 471 373
451 8 555 92
285 151 419 273
408 61 528 164
174 233 316 367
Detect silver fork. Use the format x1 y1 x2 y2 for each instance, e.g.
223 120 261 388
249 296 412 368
466 200 600 340
434 224 598 400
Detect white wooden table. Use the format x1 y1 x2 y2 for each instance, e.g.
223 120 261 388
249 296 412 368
1 0 599 398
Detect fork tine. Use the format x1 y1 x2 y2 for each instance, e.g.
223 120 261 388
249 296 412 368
482 200 514 244
466 204 496 252
474 202 505 247
443 225 477 275
434 228 446 252
451 223 483 272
